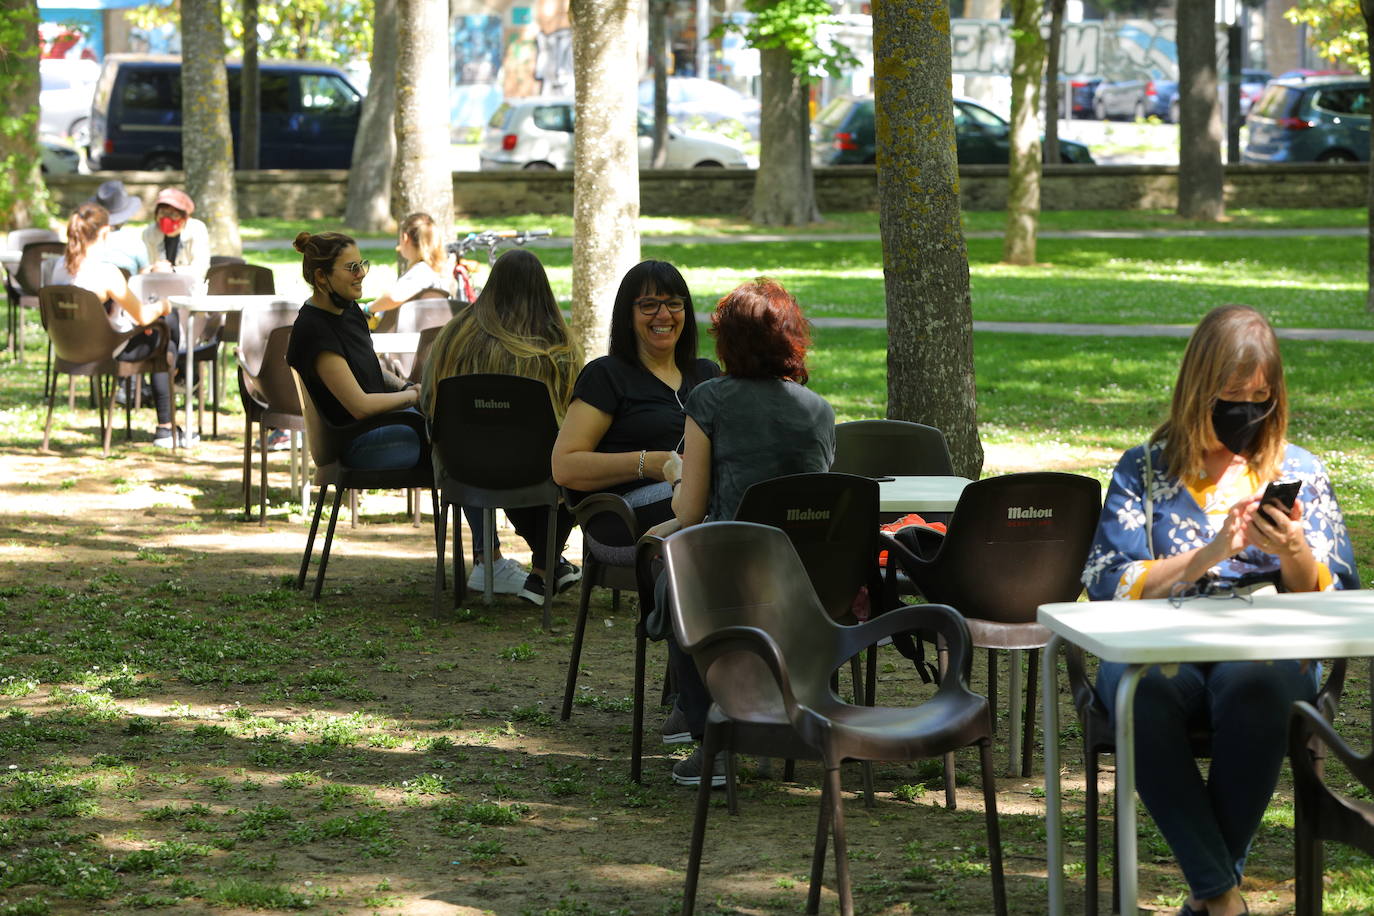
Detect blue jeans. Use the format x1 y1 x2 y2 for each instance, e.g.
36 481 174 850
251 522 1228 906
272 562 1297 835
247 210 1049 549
343 420 422 470
1096 659 1318 899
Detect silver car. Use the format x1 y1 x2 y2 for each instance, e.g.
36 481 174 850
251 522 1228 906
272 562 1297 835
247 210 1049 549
480 97 751 171
40 58 100 146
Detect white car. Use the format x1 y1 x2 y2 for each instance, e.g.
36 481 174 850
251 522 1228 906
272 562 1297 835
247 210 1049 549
40 134 82 174
40 58 100 146
637 77 760 138
480 98 750 171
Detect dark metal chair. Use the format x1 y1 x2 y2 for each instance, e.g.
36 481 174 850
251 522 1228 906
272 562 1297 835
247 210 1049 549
5 230 60 362
648 521 1007 916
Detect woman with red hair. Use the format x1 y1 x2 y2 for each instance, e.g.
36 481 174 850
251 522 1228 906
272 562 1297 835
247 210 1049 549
649 277 835 785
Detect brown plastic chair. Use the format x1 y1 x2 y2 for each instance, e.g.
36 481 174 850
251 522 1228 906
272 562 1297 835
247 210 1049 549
650 521 1007 916
376 295 451 379
1291 698 1373 916
291 368 436 600
128 272 226 437
5 230 60 362
884 472 1100 780
239 324 306 525
38 285 173 455
18 241 67 386
207 261 275 358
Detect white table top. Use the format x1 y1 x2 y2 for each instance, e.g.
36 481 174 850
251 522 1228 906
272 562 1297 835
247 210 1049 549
878 475 971 514
1039 590 1374 664
371 332 420 354
169 294 294 313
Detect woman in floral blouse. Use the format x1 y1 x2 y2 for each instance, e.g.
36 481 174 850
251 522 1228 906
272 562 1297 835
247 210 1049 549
1082 304 1358 916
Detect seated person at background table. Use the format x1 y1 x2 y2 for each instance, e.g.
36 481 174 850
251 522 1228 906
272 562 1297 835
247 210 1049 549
1081 303 1358 916
551 260 719 546
421 248 583 604
53 202 187 448
363 212 454 322
141 187 209 282
87 180 148 276
285 231 423 470
645 278 835 787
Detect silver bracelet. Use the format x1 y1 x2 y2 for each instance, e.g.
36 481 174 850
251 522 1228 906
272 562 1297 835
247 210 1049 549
637 449 646 479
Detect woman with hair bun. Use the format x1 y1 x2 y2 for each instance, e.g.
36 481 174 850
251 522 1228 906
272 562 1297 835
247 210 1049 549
362 212 454 321
51 201 186 447
284 230 424 470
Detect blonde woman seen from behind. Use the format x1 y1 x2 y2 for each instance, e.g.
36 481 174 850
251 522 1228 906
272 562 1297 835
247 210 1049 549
365 212 453 320
421 248 583 604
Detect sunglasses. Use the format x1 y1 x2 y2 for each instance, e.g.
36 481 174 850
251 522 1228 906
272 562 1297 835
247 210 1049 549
336 259 371 277
635 295 685 316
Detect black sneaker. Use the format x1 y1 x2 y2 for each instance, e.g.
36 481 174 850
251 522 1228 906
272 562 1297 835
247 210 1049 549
517 572 547 605
553 557 582 593
660 705 691 745
671 746 727 788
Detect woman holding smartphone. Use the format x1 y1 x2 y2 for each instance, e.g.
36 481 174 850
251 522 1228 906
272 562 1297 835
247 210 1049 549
1082 304 1357 916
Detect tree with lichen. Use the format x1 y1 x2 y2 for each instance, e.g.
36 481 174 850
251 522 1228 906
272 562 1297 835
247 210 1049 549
392 0 452 234
1176 0 1222 221
181 0 241 255
1003 0 1046 266
0 0 48 231
345 0 397 233
873 0 983 478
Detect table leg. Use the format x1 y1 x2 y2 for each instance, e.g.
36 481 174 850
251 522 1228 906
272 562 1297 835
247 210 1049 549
1114 664 1147 916
182 308 195 449
1043 635 1064 916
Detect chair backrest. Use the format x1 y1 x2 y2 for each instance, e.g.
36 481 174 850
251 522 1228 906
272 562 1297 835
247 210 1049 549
236 299 299 378
431 374 558 491
830 419 954 477
290 365 339 467
209 255 247 268
393 297 453 334
661 521 842 722
250 325 303 418
916 471 1101 623
128 272 198 306
206 262 274 296
735 472 879 622
38 285 128 365
18 241 66 296
407 324 443 384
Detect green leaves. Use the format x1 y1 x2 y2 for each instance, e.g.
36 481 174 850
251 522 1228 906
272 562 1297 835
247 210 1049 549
712 0 859 80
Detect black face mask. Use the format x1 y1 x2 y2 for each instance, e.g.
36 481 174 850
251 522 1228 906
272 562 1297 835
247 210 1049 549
1211 398 1273 455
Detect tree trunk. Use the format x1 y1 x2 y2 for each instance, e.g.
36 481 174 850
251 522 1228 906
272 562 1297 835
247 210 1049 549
1364 0 1374 312
181 0 242 256
1003 0 1045 266
1176 0 1223 221
0 0 47 230
239 0 260 171
393 0 453 232
345 0 398 232
751 45 819 225
874 0 983 478
1043 0 1065 164
569 0 640 359
649 0 669 168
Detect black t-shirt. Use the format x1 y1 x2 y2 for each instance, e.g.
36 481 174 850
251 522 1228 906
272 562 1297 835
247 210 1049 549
285 300 387 427
570 354 720 497
163 235 180 264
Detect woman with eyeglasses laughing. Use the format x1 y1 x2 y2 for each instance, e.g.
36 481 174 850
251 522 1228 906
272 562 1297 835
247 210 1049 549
285 231 425 470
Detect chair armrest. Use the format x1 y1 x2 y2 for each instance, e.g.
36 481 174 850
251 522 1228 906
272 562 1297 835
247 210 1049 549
634 534 665 629
690 622 798 712
1290 699 1374 785
1315 657 1347 720
1063 643 1108 723
568 489 642 542
838 602 973 684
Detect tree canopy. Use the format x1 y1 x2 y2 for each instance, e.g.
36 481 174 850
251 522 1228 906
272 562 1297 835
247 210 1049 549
129 0 373 63
1285 0 1368 73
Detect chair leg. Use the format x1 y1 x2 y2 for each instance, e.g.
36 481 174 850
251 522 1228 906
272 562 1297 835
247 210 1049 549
432 501 449 619
784 759 796 782
541 501 557 630
724 745 739 815
631 625 647 785
312 485 347 600
827 766 854 916
987 647 999 738
41 378 58 450
211 355 219 438
848 654 864 706
681 724 719 916
978 740 1009 916
102 374 118 456
1008 649 1023 775
1084 744 1100 916
242 416 253 518
865 643 878 706
348 489 357 528
561 567 595 720
482 509 496 604
1293 786 1321 916
939 644 957 810
258 423 269 527
296 479 330 589
1022 648 1039 778
452 511 467 609
806 773 832 915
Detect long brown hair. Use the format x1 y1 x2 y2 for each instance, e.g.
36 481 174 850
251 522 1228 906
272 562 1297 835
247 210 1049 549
399 212 445 273
65 202 109 275
1152 304 1288 481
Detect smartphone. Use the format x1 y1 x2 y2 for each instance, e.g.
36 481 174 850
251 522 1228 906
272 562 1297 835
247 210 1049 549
1261 479 1300 513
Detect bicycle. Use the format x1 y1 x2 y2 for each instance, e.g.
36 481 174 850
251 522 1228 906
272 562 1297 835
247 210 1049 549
446 229 553 304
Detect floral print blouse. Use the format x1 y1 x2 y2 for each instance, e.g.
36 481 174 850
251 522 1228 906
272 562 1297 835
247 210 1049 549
1082 441 1359 600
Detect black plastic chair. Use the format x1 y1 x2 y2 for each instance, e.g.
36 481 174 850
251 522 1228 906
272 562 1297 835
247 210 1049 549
291 369 436 600
429 373 562 628
884 472 1101 779
1291 698 1373 916
831 419 954 477
649 521 1007 916
5 230 59 362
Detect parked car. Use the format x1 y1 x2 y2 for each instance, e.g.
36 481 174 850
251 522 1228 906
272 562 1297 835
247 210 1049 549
480 97 751 171
1127 69 1270 124
40 134 82 174
1243 75 1369 163
39 58 100 146
1092 77 1156 121
1059 77 1101 118
811 95 1094 166
636 77 760 137
1238 69 1272 117
88 54 363 170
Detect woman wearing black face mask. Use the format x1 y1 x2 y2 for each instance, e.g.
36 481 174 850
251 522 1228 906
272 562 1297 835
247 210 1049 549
285 231 424 469
1082 304 1358 916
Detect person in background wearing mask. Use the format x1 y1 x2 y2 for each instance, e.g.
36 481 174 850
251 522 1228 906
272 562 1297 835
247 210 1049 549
141 187 210 282
86 180 148 276
1081 304 1358 916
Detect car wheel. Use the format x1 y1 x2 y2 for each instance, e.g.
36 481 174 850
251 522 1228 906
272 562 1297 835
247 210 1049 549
522 161 556 171
691 160 724 168
1316 150 1357 163
69 117 89 147
1133 99 1145 121
1093 98 1106 120
143 153 180 171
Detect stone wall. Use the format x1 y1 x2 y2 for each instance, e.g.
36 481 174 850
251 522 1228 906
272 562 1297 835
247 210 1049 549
47 163 1367 222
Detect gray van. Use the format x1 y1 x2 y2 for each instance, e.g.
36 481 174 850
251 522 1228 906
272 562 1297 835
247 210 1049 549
89 54 362 171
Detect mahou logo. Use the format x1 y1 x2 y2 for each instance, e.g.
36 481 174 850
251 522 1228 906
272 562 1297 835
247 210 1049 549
474 398 511 409
1007 506 1053 520
786 508 831 521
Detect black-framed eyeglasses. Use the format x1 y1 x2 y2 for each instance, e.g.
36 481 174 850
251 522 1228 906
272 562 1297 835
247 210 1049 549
635 295 686 316
1168 577 1254 608
337 259 370 276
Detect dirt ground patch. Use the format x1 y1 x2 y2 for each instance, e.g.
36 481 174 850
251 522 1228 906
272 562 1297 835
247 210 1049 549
0 412 1363 915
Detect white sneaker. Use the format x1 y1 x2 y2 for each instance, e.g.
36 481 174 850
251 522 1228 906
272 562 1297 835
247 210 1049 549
467 557 527 595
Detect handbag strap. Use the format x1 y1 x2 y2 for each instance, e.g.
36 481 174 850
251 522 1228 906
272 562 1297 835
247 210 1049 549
1139 443 1153 558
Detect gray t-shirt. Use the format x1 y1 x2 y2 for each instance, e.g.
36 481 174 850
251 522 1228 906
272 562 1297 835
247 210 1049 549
685 375 836 522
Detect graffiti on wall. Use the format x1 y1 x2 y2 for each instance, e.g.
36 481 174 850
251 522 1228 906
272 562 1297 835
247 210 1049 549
951 19 1180 81
453 15 504 85
498 0 573 98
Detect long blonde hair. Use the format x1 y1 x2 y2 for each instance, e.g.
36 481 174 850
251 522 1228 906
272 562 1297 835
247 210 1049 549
399 212 445 273
65 203 109 275
422 249 581 420
1152 304 1288 481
